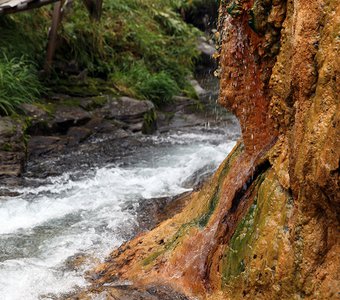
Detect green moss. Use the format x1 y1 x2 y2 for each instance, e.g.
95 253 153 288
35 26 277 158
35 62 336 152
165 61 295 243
142 221 196 266
142 143 245 267
0 143 12 152
248 0 273 34
197 190 219 227
222 201 258 282
142 251 163 266
142 109 157 134
221 170 290 288
33 102 55 116
226 0 244 17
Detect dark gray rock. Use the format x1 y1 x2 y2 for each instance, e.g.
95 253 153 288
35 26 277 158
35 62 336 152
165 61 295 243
20 104 52 135
27 136 67 158
84 117 126 134
99 96 154 123
53 106 91 133
79 95 110 111
20 103 49 120
0 117 26 177
67 127 92 146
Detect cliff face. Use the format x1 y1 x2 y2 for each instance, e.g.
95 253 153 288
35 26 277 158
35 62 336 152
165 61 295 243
83 0 339 299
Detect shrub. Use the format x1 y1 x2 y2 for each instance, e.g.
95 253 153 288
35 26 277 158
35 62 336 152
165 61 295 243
138 72 180 107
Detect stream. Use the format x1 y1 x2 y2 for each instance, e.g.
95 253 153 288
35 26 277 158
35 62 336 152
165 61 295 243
0 74 240 299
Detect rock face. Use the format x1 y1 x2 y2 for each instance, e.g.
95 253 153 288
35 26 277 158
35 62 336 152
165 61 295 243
83 0 339 299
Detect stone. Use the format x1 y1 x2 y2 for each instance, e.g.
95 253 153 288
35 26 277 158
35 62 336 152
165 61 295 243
27 136 67 158
189 79 207 98
0 117 26 177
196 36 217 71
53 106 91 133
97 96 156 133
20 103 52 135
100 96 155 123
19 103 49 120
67 127 92 146
197 36 216 57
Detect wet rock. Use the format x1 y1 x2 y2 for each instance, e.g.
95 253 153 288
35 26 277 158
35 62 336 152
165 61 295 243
197 36 216 57
137 192 191 231
97 96 156 134
83 1 339 299
68 285 189 300
99 97 154 122
84 117 124 134
196 36 217 72
53 106 91 133
162 96 196 113
79 95 110 111
25 105 92 136
0 117 26 177
20 104 52 135
20 103 49 120
64 253 100 272
28 136 67 158
128 122 144 133
67 127 92 146
189 78 207 98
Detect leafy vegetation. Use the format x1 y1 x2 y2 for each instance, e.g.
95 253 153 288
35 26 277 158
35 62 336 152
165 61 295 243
0 0 211 112
0 55 43 115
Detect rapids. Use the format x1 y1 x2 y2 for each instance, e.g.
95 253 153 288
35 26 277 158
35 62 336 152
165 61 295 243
0 126 238 299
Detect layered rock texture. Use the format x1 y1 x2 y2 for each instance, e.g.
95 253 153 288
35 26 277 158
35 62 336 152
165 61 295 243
78 0 339 299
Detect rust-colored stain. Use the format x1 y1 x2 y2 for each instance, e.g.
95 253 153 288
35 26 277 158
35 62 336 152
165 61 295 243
70 0 340 299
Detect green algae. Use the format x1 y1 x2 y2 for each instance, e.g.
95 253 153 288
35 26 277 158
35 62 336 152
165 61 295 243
197 190 219 228
221 170 290 288
142 142 244 267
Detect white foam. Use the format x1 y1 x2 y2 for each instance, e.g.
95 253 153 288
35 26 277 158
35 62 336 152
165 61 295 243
0 130 236 300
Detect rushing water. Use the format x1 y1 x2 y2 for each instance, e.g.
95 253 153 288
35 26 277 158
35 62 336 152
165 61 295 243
0 125 238 299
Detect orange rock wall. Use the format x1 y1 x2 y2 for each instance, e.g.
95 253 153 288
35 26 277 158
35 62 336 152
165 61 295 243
81 0 339 299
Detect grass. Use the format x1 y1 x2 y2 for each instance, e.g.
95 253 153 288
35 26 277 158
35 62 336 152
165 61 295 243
0 0 216 111
0 55 43 115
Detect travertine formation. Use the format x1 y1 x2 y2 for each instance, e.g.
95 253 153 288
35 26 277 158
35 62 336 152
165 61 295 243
78 0 339 299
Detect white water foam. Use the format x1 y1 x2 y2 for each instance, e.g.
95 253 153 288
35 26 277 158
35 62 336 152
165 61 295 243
0 131 236 300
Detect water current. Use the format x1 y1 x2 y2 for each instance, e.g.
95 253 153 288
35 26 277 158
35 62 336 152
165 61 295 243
0 122 238 299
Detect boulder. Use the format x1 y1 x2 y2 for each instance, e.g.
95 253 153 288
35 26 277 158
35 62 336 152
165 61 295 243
98 96 157 133
196 36 217 71
53 106 91 133
100 96 154 122
20 103 49 120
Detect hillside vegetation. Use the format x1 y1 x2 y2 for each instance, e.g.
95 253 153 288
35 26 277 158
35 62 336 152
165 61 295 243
0 0 216 114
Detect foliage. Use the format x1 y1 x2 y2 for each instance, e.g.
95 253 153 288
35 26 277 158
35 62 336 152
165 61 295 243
0 55 43 115
0 0 202 106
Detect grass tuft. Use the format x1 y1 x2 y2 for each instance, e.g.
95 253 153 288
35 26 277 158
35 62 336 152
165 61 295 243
0 55 43 115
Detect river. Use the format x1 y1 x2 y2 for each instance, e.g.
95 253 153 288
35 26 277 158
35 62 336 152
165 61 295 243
0 118 239 299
